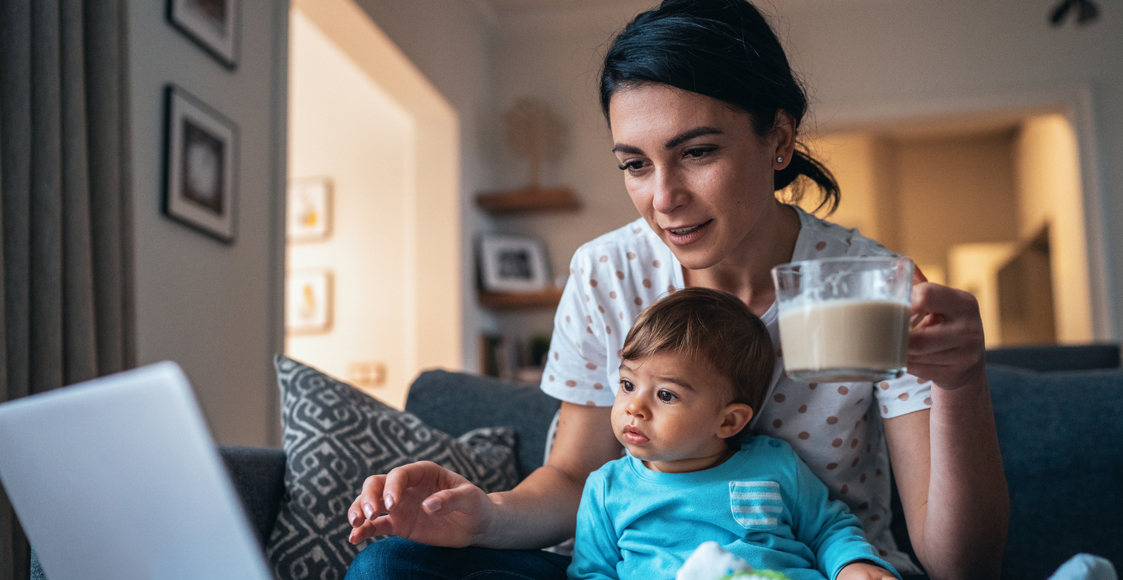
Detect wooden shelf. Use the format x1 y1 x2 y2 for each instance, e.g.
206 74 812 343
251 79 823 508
475 187 580 215
478 288 564 310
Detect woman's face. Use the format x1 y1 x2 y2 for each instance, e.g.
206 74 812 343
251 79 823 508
608 83 792 271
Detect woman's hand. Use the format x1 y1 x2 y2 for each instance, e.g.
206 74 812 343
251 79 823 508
347 461 494 547
906 266 987 391
836 561 898 580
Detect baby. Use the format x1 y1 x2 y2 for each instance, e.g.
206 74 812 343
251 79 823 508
567 287 900 580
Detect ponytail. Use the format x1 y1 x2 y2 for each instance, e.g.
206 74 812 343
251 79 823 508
775 145 840 215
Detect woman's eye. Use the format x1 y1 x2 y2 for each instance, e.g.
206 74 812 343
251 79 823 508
684 147 715 160
620 380 635 392
657 390 678 403
617 160 645 173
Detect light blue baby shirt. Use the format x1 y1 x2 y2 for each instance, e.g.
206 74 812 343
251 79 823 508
568 436 900 580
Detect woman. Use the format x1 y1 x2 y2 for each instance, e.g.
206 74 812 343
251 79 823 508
345 1 1008 579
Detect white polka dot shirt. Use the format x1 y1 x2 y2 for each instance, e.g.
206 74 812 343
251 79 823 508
541 205 928 574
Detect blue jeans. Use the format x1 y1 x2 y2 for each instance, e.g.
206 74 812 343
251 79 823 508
345 537 572 580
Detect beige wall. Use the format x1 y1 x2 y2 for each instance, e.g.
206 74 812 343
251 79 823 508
128 0 288 446
1014 115 1093 343
288 1 463 407
895 133 1020 274
287 11 414 408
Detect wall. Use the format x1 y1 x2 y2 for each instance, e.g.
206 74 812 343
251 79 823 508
894 132 1020 274
1014 114 1093 343
128 0 288 445
350 0 499 371
486 0 1123 341
286 11 414 408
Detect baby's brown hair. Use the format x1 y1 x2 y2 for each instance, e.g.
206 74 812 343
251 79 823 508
621 287 775 414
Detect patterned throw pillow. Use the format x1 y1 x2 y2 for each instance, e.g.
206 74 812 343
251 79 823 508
266 355 519 580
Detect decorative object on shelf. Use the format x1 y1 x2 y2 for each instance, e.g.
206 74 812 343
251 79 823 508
168 0 239 68
286 269 333 334
478 234 551 293
504 97 565 189
478 287 564 310
163 85 238 243
287 177 332 242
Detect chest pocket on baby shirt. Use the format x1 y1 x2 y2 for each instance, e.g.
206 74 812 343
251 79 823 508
729 481 783 530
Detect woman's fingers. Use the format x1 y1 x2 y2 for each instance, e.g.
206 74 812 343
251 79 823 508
907 282 986 390
349 474 387 526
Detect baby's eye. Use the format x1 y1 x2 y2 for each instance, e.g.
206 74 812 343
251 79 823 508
620 379 635 393
657 390 678 403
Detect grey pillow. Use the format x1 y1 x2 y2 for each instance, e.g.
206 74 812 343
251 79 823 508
266 355 519 580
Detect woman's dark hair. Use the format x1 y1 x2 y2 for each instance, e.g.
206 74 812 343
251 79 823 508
600 0 840 214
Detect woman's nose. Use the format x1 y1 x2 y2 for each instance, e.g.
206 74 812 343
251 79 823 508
651 166 686 214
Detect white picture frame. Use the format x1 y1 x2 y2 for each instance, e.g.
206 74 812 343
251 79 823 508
163 85 237 243
287 177 332 242
479 235 550 292
168 0 239 69
286 269 333 334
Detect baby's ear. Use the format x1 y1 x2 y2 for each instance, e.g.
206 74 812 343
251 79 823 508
718 403 753 438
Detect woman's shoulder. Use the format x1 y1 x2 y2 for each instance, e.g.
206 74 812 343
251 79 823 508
791 205 902 261
568 219 676 279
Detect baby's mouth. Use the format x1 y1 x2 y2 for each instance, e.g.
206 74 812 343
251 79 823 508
622 425 650 445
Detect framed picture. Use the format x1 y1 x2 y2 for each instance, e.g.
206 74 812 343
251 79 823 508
163 85 237 243
287 177 332 242
167 0 239 69
286 269 333 334
479 235 550 292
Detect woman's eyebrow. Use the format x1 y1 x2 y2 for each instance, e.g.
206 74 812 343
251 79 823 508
664 126 722 149
611 126 724 155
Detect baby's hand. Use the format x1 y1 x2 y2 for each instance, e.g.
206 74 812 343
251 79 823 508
836 561 896 580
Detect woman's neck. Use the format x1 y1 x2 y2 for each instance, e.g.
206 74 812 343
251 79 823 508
683 202 801 315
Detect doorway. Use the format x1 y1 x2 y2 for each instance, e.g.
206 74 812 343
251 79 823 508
285 0 461 408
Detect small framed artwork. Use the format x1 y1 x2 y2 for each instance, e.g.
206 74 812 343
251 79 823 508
167 0 239 69
479 235 550 292
286 269 333 334
287 177 332 242
163 85 237 243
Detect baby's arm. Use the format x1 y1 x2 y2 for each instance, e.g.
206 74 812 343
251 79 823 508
785 448 900 580
567 470 622 580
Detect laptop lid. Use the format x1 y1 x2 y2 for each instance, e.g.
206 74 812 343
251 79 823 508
0 362 275 580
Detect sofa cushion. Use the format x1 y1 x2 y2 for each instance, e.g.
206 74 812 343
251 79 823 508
987 364 1123 578
405 369 562 479
266 356 519 580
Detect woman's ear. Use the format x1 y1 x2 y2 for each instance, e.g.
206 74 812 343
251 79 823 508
718 403 754 439
770 110 797 171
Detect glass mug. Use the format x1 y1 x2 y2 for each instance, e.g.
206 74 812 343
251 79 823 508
771 256 914 383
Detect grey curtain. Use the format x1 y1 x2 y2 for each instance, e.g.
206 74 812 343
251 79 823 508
0 1 135 579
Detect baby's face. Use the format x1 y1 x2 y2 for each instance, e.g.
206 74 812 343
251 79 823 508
613 351 743 473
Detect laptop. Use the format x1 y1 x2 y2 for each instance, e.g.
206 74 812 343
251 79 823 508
0 362 275 580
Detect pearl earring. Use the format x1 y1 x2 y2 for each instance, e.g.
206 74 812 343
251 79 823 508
776 156 784 163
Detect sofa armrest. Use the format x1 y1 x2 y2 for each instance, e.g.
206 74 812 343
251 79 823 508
405 370 562 480
219 445 287 548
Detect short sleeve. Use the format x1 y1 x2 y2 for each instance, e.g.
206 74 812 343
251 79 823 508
875 373 932 418
540 246 616 407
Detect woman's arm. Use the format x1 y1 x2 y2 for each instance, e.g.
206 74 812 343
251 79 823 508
348 402 621 550
885 282 1009 580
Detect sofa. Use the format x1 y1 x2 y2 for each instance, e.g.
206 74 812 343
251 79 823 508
30 346 1123 580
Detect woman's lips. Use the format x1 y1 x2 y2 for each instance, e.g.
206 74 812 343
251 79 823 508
664 219 713 246
622 425 649 446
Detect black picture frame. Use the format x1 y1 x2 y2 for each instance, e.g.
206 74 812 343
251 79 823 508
162 85 238 244
167 0 240 69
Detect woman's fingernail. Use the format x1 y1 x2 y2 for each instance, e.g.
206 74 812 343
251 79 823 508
384 495 395 510
349 511 359 526
363 503 374 519
423 497 442 512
